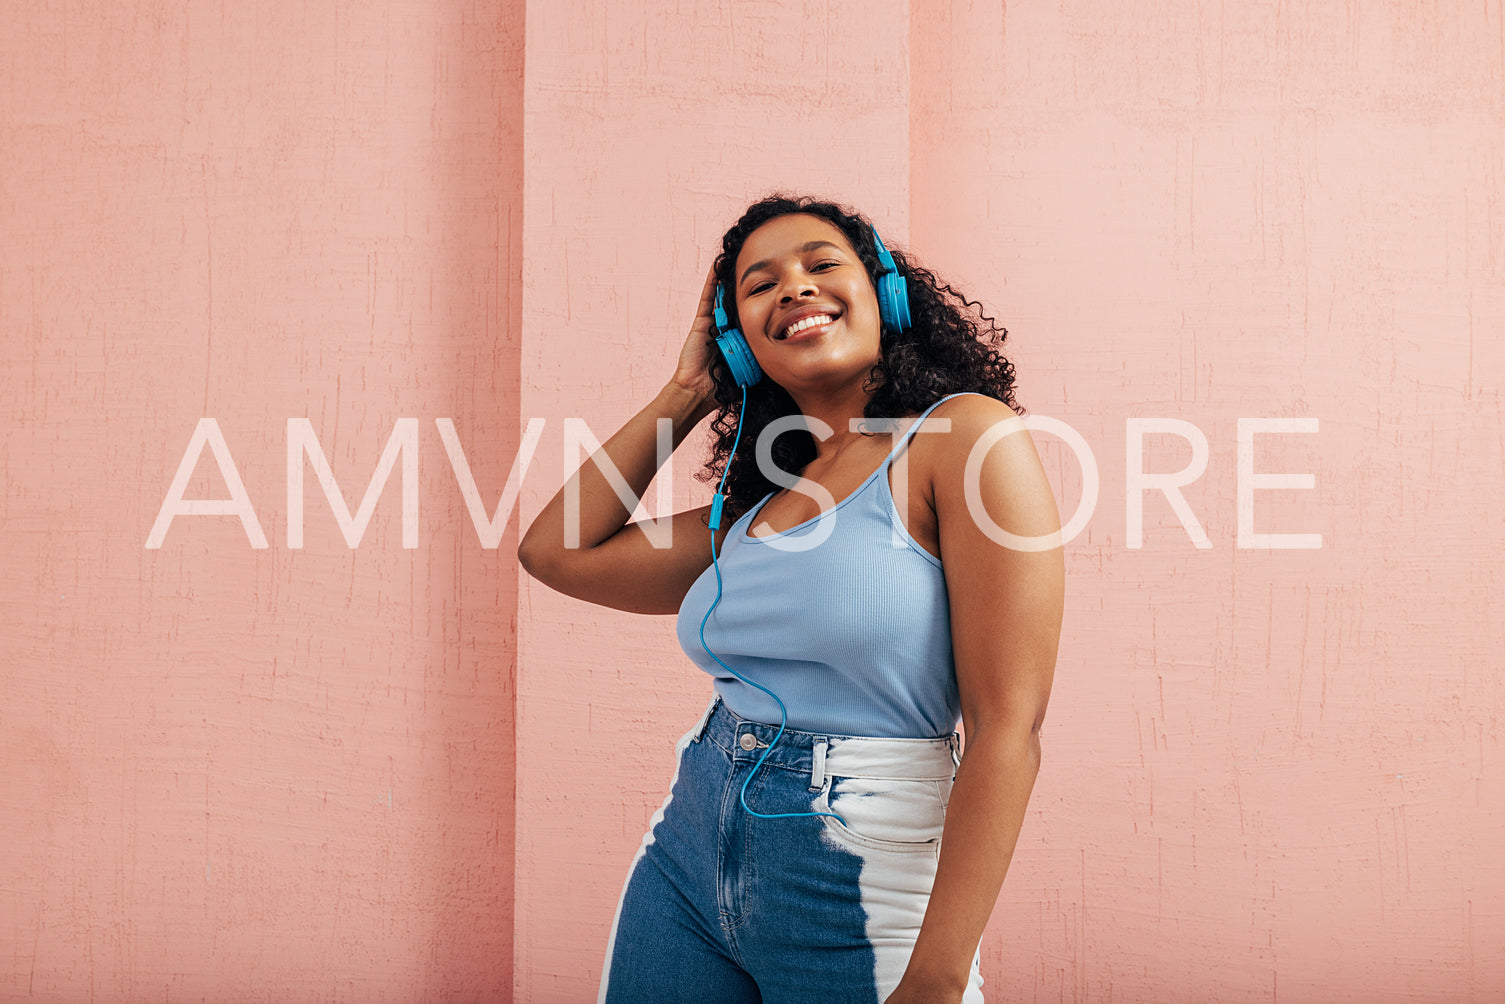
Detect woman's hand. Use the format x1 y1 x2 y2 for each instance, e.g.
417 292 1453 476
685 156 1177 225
669 263 722 412
515 260 736 613
884 974 965 1004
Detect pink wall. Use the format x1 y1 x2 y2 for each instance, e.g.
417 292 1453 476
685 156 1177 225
911 3 1505 998
5 0 1505 1001
514 1 910 996
2 0 524 999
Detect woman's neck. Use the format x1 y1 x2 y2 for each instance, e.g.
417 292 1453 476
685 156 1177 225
785 384 877 463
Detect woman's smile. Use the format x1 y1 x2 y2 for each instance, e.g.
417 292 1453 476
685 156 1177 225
776 310 840 341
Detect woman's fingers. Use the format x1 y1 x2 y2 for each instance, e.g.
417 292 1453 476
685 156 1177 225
692 262 718 334
671 262 721 400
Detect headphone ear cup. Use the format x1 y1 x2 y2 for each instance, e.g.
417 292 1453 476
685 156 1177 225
713 282 763 388
877 271 912 335
869 226 912 335
715 326 764 388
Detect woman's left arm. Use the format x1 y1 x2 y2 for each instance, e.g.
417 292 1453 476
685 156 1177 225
888 395 1065 1003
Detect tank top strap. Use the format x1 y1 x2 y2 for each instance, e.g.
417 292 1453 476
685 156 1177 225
879 392 977 468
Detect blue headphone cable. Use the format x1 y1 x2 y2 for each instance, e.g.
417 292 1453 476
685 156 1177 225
699 385 845 826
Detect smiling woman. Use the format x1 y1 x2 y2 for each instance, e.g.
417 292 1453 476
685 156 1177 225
702 197 1027 531
724 214 885 396
517 194 1064 1003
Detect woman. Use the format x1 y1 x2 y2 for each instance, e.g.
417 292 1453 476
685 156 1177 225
518 195 1063 1003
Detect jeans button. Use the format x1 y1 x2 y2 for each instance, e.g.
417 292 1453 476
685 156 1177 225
739 733 757 751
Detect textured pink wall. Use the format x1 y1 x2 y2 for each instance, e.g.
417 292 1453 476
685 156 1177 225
513 1 910 997
513 1 1505 1001
2 0 524 999
908 2 1505 1000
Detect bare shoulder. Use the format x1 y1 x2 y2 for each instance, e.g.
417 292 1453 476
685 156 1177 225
922 393 1033 472
927 392 1024 432
921 393 1060 537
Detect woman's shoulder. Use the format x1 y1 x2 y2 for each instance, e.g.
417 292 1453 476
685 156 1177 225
925 392 1023 436
915 392 1037 489
918 393 1059 544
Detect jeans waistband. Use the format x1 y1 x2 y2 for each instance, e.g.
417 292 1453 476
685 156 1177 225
691 696 960 789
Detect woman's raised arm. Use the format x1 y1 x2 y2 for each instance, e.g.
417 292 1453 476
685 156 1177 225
517 266 731 615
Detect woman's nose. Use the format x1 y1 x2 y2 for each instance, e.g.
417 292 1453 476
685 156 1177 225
778 276 817 303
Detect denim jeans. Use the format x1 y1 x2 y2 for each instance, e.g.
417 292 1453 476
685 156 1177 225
600 697 985 1002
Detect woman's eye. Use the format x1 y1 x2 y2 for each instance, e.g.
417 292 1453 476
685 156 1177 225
745 262 839 295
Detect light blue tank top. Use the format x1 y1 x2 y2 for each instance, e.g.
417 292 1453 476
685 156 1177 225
676 393 974 738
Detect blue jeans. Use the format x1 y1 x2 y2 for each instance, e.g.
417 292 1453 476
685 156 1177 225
600 697 985 1002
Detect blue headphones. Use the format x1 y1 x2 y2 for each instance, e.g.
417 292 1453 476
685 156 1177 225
711 225 912 389
700 224 910 826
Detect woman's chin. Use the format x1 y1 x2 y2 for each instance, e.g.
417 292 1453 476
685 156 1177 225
769 362 881 398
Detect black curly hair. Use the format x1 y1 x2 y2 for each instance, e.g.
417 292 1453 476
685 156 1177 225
700 194 1023 517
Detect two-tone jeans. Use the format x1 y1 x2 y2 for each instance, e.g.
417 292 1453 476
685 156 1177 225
600 696 985 1002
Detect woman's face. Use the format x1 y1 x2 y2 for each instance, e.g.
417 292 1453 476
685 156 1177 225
731 213 883 395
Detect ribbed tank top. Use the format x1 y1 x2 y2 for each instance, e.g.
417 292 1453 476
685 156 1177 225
676 393 974 739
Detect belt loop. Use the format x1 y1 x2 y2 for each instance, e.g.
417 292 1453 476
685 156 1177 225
949 734 962 770
809 739 829 792
691 696 718 743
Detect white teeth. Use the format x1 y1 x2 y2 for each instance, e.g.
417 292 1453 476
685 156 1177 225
781 314 833 339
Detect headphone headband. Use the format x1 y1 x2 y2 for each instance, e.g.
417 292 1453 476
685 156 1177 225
871 228 899 273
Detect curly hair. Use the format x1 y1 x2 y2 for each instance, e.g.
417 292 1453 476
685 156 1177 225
699 194 1023 517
